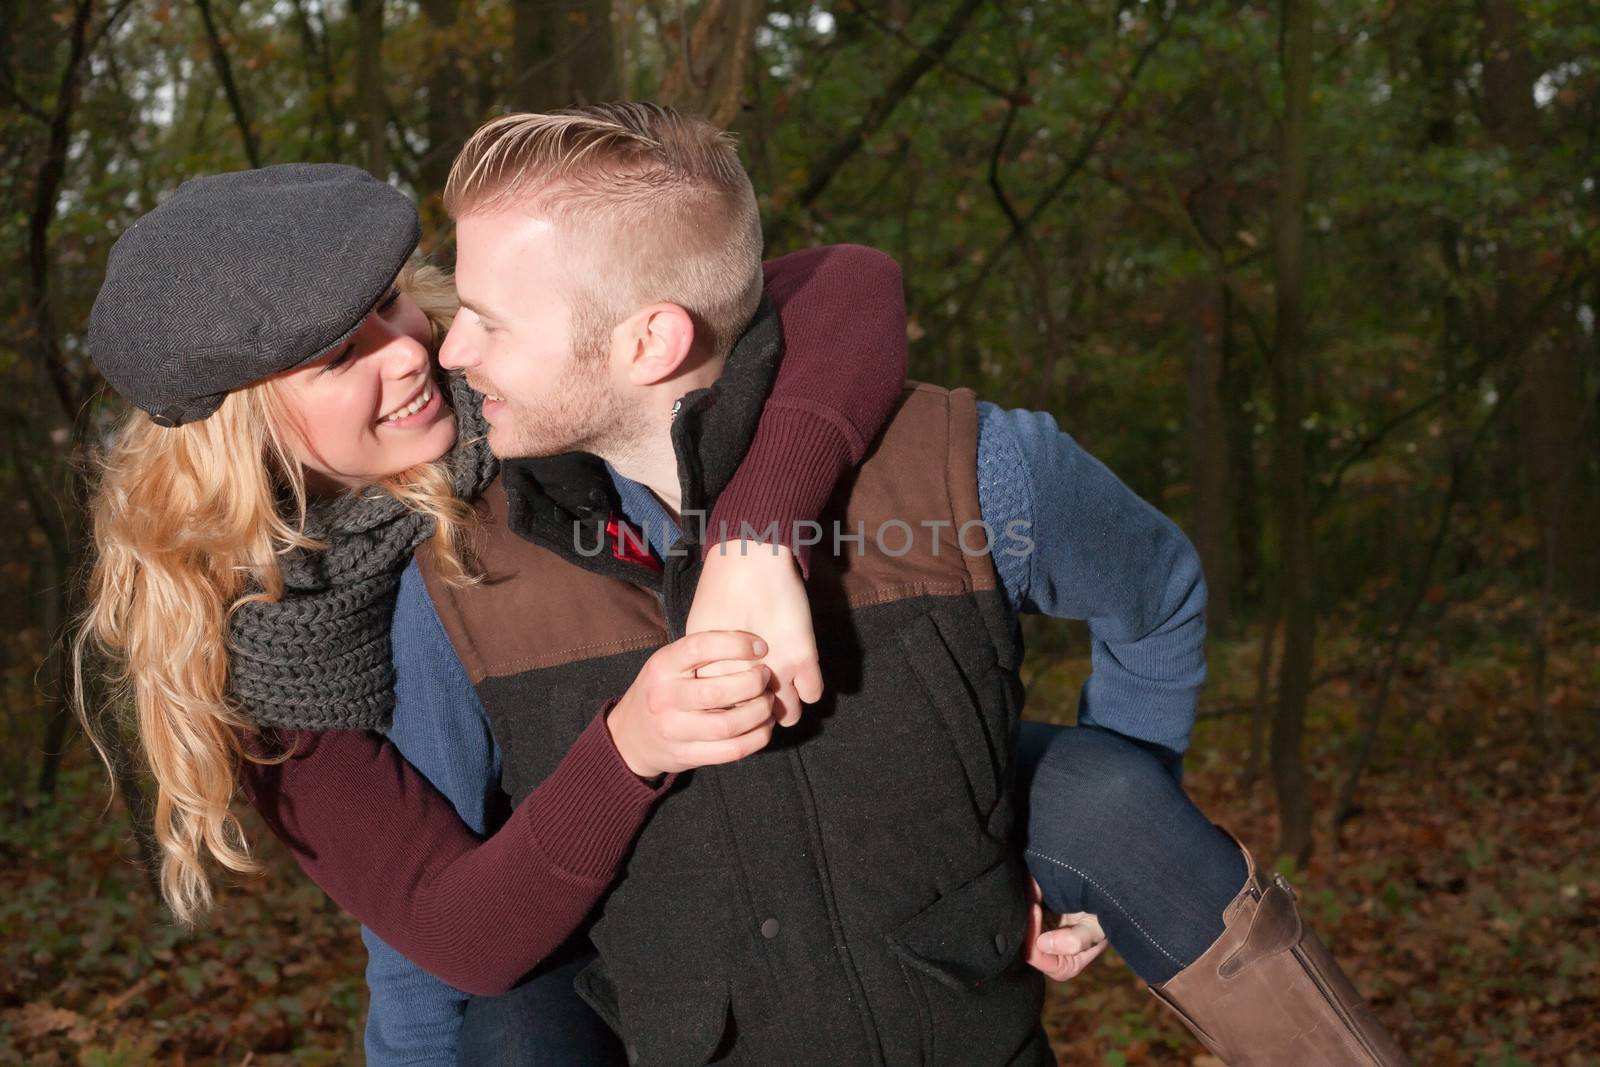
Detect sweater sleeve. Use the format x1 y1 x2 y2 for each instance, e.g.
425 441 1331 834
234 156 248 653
974 403 1207 761
707 245 909 571
238 704 664 998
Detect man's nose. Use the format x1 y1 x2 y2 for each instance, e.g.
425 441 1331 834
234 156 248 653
439 316 474 370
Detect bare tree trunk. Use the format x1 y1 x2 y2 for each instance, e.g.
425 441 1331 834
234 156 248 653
1516 325 1599 606
11 395 96 810
1226 289 1265 605
353 0 387 175
289 0 343 158
22 0 95 810
1268 0 1316 867
1333 451 1463 831
1479 0 1600 607
510 0 614 112
11 428 74 803
418 0 472 202
658 0 763 128
510 0 554 110
193 0 261 167
565 0 615 105
102 711 164 900
1184 279 1237 636
27 0 92 415
1245 603 1278 788
34 555 72 801
15 0 162 896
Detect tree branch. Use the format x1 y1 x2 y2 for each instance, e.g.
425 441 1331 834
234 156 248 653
0 75 49 123
1331 388 1506 830
27 0 94 423
1084 161 1273 352
849 1 1015 98
289 0 343 157
929 20 1172 355
86 0 138 54
986 92 1025 235
768 0 988 244
5 417 69 565
193 0 262 167
1317 263 1584 506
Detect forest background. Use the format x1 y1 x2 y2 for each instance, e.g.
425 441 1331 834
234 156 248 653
2 0 1597 1063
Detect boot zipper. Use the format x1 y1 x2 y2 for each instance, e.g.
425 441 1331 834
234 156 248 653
1274 873 1387 1065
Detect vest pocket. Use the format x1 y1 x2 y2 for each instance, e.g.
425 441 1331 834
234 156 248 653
896 613 1002 819
888 856 1044 1066
574 957 732 1067
886 854 1031 991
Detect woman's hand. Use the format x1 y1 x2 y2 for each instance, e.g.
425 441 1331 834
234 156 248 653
607 631 778 779
1024 877 1108 982
686 540 824 728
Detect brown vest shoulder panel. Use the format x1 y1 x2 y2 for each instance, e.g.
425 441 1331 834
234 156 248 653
420 484 667 686
806 382 994 617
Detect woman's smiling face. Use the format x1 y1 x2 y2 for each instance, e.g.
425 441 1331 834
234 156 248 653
273 287 459 491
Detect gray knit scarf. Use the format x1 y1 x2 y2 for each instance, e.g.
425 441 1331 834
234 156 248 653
227 376 497 731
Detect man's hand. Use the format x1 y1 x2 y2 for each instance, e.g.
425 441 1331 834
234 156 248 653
1024 878 1108 982
685 540 824 727
607 631 778 779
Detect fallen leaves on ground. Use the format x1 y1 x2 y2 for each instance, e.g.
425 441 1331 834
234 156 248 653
5 606 1597 1064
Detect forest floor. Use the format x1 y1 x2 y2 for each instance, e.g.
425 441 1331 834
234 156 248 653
4 598 1598 1066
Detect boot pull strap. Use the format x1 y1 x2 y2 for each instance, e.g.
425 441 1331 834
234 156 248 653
1219 875 1303 979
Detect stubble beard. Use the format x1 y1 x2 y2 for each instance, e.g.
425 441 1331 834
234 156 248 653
488 339 646 462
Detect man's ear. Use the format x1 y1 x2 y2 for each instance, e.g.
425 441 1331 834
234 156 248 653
616 303 696 386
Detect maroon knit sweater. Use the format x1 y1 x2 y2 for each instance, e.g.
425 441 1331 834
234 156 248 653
239 244 909 997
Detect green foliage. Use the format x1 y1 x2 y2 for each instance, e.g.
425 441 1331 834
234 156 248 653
3 0 1598 1057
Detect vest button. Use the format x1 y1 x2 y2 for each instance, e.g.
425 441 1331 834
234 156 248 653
994 931 1008 954
627 1043 639 1065
760 917 781 939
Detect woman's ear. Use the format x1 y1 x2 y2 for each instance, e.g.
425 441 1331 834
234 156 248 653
617 303 696 386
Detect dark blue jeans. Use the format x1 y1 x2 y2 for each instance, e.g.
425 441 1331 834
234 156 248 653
456 722 1246 1063
1015 721 1246 984
456 948 626 1066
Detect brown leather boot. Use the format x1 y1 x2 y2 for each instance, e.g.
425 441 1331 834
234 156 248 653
1150 839 1410 1066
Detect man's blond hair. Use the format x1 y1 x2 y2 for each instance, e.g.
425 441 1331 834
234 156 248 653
445 103 764 360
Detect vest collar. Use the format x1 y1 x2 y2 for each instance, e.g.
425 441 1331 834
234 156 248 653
500 295 784 580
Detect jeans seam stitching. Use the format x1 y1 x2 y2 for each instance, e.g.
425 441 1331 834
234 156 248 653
1024 848 1184 967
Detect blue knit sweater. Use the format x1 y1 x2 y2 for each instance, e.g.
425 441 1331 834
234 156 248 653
362 401 1208 1064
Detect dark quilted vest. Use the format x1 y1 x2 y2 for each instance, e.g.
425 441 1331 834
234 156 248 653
420 311 1049 1067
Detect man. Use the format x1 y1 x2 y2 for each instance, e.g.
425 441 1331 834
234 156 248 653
372 104 1407 1067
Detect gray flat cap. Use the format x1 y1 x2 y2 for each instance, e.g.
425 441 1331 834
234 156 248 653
90 163 421 426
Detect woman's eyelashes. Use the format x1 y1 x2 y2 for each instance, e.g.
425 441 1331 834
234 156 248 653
321 289 401 374
323 343 356 374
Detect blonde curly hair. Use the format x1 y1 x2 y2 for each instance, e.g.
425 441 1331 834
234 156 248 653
73 259 476 923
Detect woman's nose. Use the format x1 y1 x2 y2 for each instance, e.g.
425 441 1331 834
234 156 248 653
363 313 429 373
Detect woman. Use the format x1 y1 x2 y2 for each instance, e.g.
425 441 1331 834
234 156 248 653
79 163 1405 1067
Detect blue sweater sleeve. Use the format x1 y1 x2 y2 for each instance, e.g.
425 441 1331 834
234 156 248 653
976 402 1207 760
362 560 502 1067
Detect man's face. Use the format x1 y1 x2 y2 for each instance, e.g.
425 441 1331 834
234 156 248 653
441 210 629 459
